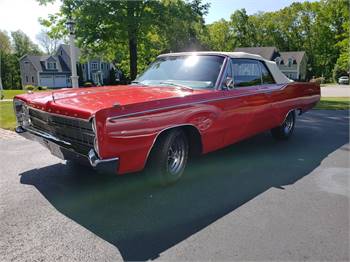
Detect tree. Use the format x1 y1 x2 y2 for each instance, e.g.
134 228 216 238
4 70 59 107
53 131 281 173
0 31 21 90
203 0 349 80
0 31 12 54
38 0 209 79
11 30 42 58
201 19 234 51
36 29 61 54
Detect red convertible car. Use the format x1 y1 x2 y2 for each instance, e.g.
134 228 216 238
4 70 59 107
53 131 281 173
14 52 320 184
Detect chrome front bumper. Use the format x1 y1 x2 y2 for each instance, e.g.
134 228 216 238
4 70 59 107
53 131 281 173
16 126 119 170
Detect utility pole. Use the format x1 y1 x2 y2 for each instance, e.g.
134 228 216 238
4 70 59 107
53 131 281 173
66 18 79 88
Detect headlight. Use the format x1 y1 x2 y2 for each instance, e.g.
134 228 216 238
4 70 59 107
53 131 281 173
13 99 24 125
13 98 24 114
13 98 30 127
91 117 100 156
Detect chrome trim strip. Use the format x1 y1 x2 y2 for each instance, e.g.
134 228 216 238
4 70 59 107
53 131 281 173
16 126 118 168
17 126 71 146
107 85 289 121
88 149 118 167
26 106 90 122
91 117 100 157
215 56 229 89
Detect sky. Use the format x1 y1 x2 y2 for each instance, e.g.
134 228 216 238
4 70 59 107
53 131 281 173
0 0 317 48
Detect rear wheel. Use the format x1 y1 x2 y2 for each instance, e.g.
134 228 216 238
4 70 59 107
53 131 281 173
271 111 296 140
147 129 189 185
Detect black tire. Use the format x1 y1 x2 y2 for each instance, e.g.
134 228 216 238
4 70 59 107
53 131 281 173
147 129 189 185
271 111 296 140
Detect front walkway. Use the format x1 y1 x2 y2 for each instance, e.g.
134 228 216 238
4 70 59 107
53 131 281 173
0 128 19 140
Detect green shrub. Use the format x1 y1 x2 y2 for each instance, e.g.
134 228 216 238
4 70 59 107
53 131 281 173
84 82 93 87
310 77 325 85
24 85 37 91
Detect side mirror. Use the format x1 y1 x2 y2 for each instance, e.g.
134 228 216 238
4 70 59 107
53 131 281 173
224 77 234 89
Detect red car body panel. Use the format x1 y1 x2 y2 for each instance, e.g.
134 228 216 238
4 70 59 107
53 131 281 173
16 81 320 174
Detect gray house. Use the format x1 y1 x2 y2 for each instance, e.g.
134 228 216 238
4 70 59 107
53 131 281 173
20 44 113 88
234 47 307 81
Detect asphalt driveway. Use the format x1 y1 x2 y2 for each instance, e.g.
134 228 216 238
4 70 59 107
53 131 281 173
0 110 349 261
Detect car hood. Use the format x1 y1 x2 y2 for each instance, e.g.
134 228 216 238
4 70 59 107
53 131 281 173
16 85 208 119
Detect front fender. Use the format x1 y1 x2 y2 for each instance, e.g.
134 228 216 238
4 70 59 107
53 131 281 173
94 101 223 174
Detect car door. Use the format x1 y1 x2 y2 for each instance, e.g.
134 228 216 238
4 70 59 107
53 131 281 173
222 58 273 145
257 60 285 127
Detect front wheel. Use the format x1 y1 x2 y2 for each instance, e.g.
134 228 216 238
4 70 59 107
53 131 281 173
271 111 296 140
147 129 189 185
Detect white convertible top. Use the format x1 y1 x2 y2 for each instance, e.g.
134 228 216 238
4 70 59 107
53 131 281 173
158 51 292 84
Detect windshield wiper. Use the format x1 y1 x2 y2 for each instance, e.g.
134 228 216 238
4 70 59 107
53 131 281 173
131 81 148 86
159 81 193 91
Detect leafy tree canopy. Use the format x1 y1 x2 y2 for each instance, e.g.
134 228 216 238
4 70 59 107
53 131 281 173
38 0 209 79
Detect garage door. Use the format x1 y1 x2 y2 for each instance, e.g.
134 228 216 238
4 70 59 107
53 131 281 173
54 75 67 88
40 76 54 87
40 75 68 88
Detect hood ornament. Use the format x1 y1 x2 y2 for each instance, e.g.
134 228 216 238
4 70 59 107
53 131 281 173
52 92 56 103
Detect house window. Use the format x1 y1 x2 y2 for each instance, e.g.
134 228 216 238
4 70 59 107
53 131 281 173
288 58 293 67
26 76 28 82
91 62 98 70
47 62 57 70
107 64 109 70
101 63 104 70
32 76 34 83
82 64 85 70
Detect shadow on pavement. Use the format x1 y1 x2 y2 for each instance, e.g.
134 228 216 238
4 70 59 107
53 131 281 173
19 110 349 261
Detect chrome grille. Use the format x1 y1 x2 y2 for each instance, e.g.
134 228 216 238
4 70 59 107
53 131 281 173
28 108 95 154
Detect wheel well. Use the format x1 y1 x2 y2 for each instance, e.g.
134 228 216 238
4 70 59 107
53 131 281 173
154 125 203 158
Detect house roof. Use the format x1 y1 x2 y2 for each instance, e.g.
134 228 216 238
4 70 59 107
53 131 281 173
57 44 81 58
234 47 278 60
279 51 306 64
20 54 70 73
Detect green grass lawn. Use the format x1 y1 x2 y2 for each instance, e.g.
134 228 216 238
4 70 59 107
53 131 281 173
315 97 350 110
0 96 349 131
0 101 16 130
2 89 26 100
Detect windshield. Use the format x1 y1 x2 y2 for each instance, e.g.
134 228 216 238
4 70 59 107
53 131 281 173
134 55 225 89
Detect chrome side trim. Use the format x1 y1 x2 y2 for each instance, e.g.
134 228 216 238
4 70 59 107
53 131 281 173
107 85 289 122
88 149 119 167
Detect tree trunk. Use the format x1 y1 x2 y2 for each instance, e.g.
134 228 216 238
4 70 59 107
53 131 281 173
128 36 137 80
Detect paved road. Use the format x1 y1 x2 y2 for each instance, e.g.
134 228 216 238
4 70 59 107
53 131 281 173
321 85 350 97
0 110 349 261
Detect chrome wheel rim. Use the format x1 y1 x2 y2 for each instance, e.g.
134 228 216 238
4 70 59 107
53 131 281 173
167 136 186 175
283 113 294 134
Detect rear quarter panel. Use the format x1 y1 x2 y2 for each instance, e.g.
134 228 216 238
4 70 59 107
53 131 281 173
268 82 320 125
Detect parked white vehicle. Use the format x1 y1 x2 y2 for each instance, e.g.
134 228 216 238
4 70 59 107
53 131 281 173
338 76 349 85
